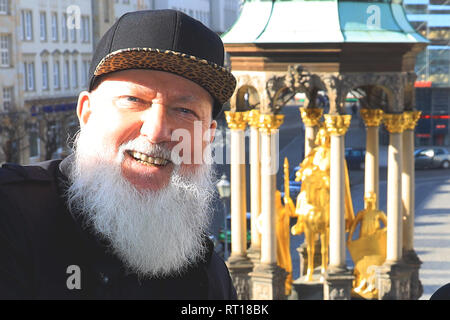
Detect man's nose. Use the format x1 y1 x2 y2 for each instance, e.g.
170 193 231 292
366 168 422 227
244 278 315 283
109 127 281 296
139 105 172 143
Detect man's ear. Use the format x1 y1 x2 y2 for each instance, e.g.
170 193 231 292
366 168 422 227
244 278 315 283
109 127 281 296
208 120 217 144
76 91 92 127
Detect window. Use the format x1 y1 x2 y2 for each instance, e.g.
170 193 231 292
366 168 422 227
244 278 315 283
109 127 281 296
2 87 13 111
61 13 68 42
70 23 77 43
28 123 40 158
53 60 60 89
51 12 58 41
39 12 47 41
42 61 48 90
21 10 33 41
0 34 10 67
72 60 78 88
63 60 70 89
81 60 90 87
81 16 90 43
24 62 35 91
0 0 9 15
104 0 110 23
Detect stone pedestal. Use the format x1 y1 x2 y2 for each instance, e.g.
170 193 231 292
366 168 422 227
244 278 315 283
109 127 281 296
250 263 287 300
247 246 261 266
323 267 354 300
289 267 324 300
403 249 423 300
226 255 253 300
375 260 412 300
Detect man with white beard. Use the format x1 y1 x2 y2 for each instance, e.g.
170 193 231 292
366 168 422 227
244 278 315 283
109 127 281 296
0 10 237 299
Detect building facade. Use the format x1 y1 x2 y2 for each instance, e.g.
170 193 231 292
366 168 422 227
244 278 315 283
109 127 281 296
0 0 241 164
93 0 241 47
0 0 92 164
403 0 450 146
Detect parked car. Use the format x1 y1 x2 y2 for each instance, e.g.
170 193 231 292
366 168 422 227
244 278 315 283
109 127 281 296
345 147 366 170
414 147 450 169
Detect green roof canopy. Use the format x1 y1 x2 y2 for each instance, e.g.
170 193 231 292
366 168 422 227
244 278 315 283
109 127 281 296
222 0 428 44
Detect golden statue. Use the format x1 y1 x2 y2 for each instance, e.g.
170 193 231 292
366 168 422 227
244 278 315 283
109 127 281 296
291 124 354 281
347 192 387 299
275 158 297 296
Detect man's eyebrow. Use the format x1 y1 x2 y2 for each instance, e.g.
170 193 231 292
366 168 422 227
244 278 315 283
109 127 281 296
172 95 198 104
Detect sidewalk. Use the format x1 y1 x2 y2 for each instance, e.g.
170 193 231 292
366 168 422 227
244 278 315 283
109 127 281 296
414 177 450 299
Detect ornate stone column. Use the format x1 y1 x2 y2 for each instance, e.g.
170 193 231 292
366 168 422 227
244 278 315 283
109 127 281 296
376 113 411 300
360 108 384 209
402 110 423 300
247 109 262 263
323 114 354 300
299 107 323 157
250 113 287 300
225 111 253 300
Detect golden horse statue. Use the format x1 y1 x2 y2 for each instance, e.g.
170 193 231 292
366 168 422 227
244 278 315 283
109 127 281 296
291 125 354 281
347 192 387 299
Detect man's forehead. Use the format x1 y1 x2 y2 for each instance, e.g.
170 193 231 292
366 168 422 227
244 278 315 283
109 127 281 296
97 70 213 99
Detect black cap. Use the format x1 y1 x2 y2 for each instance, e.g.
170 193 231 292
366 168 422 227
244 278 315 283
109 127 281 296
89 9 236 119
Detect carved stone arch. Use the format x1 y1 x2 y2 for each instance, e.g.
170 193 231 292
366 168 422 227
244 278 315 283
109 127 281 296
359 72 407 113
230 83 261 112
285 65 327 109
404 72 417 111
236 84 261 112
316 72 355 115
350 84 390 112
318 72 406 114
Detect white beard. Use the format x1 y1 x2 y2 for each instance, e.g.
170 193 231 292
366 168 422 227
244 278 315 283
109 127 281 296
66 126 216 279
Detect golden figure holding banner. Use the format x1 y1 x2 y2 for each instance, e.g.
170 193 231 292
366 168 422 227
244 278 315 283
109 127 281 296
275 158 297 296
291 124 354 281
347 192 387 299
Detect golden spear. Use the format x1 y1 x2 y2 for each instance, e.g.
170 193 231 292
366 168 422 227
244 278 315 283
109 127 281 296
284 157 290 200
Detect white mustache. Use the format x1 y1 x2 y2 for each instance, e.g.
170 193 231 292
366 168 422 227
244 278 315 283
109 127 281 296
118 138 173 162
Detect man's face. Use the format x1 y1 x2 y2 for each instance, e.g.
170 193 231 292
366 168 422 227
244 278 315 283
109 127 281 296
76 69 216 191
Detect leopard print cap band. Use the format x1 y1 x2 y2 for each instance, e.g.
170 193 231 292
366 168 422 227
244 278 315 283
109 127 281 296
94 47 236 106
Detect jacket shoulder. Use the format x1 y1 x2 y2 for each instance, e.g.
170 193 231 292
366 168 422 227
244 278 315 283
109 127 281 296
0 160 60 185
205 251 237 300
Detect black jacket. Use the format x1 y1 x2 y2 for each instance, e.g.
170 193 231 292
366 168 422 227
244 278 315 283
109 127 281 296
0 158 236 299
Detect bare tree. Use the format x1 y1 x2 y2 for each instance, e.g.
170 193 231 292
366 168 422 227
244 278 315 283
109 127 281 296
0 109 28 164
31 105 77 161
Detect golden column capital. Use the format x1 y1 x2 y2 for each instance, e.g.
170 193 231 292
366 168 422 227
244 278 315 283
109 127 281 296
247 109 261 128
225 111 249 131
324 114 352 136
360 108 384 127
259 114 285 134
383 113 405 133
299 107 323 127
403 111 422 131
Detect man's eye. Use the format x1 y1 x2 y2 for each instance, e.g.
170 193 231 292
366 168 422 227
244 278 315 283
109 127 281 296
178 108 197 117
126 96 140 102
123 96 144 103
115 96 147 108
